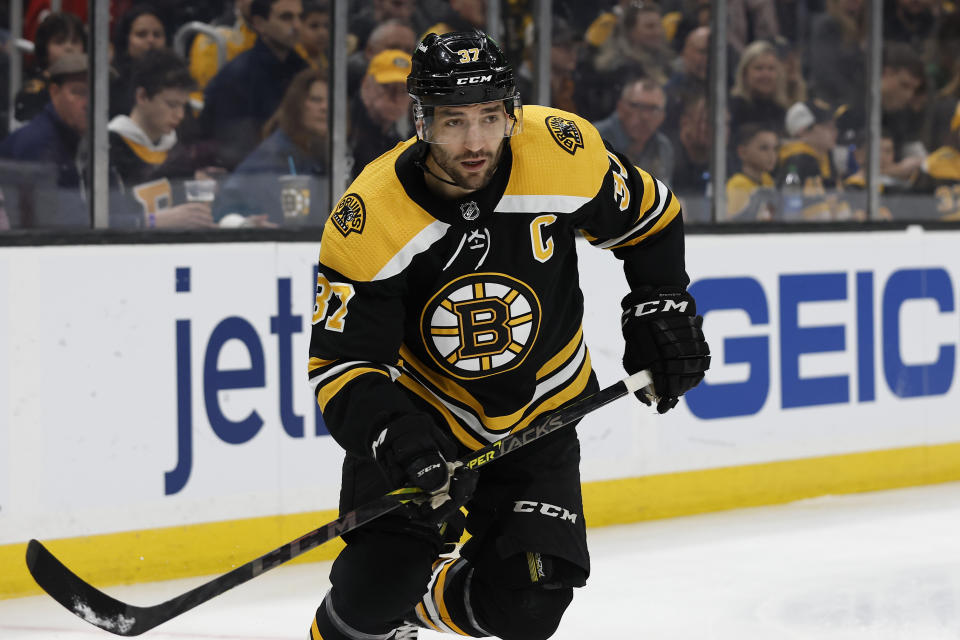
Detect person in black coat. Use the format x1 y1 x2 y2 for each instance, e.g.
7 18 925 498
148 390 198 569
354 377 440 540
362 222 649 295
199 0 309 170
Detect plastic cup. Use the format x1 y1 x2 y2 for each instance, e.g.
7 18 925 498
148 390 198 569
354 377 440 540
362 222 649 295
184 179 217 203
279 175 311 222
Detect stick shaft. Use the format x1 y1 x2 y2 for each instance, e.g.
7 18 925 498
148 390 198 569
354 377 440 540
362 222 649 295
26 370 652 636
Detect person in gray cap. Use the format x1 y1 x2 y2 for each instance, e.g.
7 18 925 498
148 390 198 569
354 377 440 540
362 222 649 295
0 52 89 227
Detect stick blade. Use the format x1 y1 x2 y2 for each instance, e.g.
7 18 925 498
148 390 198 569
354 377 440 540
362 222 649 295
26 539 151 636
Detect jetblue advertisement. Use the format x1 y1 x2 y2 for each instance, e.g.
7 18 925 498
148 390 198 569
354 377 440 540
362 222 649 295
1 229 958 544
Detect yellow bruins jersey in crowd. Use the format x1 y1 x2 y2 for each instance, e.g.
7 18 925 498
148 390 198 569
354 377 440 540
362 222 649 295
308 105 686 457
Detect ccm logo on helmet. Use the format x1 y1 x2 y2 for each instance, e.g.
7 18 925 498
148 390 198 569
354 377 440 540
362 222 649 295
513 500 578 523
456 74 493 85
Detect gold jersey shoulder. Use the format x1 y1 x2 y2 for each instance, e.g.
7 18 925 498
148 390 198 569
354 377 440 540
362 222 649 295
321 138 442 282
506 105 609 199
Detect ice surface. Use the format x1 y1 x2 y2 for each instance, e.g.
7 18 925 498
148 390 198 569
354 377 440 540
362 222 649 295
3 481 959 639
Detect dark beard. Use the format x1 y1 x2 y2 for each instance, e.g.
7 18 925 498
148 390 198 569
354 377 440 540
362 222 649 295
430 143 504 191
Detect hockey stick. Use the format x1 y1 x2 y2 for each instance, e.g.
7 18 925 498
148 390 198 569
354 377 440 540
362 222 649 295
26 369 654 636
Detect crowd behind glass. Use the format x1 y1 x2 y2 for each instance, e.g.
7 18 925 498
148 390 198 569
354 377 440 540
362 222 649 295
0 0 957 231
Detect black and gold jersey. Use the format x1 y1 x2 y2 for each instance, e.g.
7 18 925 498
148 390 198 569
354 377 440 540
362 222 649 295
777 141 852 220
914 146 960 220
308 105 687 457
108 116 194 215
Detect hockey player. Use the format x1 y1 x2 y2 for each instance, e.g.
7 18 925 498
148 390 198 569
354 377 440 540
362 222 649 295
307 30 710 640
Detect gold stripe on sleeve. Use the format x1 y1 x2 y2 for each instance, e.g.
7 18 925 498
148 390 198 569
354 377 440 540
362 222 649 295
315 367 390 411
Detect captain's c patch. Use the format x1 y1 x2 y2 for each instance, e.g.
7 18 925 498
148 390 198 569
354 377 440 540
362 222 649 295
331 193 366 237
546 116 584 155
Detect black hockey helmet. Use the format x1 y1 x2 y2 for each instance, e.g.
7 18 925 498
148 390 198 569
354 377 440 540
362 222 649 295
407 29 522 143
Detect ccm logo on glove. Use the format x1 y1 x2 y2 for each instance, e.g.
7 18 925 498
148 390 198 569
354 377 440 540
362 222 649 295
622 296 690 320
621 286 711 413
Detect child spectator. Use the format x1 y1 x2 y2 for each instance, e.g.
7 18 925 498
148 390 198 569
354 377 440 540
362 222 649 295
214 68 330 226
15 12 87 123
725 123 779 221
842 129 897 220
108 49 217 229
729 40 788 139
299 0 330 71
779 99 852 220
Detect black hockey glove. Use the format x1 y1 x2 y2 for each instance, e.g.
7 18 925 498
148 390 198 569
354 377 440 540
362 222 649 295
621 286 711 413
371 414 477 524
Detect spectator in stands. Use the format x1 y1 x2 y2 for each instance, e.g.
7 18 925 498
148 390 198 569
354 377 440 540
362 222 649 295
667 0 711 53
0 53 89 227
594 77 674 183
346 19 417 96
664 25 709 139
22 0 130 41
671 95 710 199
299 0 330 71
594 2 674 86
15 12 87 124
214 68 330 226
918 104 960 192
729 40 788 139
925 12 960 149
111 4 169 118
583 0 628 51
422 0 489 37
884 0 936 53
836 43 927 181
107 49 217 229
348 49 412 179
727 0 779 59
778 99 852 220
844 130 898 189
808 0 866 109
725 123 779 221
200 0 309 170
189 0 257 91
548 17 583 114
350 0 416 54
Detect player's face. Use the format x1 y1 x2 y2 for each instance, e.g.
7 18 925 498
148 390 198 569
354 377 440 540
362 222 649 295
427 102 508 193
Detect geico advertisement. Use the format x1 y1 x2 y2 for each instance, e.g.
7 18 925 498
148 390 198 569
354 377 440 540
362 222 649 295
2 230 959 541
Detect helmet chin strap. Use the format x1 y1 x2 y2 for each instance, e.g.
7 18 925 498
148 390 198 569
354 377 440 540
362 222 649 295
414 156 462 188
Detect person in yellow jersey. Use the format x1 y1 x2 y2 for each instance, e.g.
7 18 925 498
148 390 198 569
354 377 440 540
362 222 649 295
307 30 709 640
915 103 960 219
725 123 779 221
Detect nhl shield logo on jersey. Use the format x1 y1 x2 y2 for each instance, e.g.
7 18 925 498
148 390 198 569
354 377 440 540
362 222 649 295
421 273 541 380
460 201 480 220
331 193 366 237
546 115 584 155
